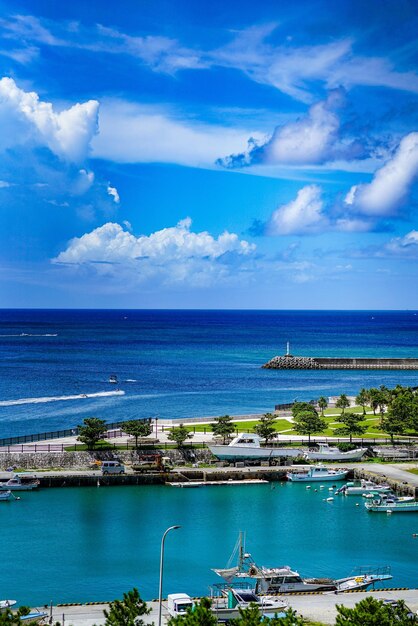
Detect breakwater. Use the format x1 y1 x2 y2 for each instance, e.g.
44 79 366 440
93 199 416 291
263 355 418 370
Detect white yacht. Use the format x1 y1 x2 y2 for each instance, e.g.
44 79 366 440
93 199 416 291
208 433 302 461
286 465 348 482
304 443 368 462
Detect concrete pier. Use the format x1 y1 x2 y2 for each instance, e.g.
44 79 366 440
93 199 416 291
263 354 418 369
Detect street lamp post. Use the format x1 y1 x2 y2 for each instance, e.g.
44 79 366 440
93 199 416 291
158 525 181 626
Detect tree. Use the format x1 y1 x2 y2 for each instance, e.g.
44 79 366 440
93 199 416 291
368 388 380 415
381 410 406 444
0 607 48 626
334 412 367 443
292 410 327 444
77 417 107 449
291 401 317 418
335 596 417 625
123 420 152 448
335 394 350 415
253 413 277 444
103 588 150 626
168 424 193 448
317 396 328 416
355 388 369 415
167 597 217 626
212 415 235 444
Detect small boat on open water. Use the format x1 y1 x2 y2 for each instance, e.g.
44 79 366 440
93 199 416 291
286 465 348 482
0 475 39 491
208 433 303 462
304 443 368 462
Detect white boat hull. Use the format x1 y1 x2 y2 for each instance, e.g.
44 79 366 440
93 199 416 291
305 448 367 461
208 444 303 461
366 502 418 512
287 470 348 482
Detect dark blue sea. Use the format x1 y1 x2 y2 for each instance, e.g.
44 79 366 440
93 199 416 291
1 309 418 438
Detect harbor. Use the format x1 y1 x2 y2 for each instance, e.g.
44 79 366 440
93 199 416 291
33 589 418 626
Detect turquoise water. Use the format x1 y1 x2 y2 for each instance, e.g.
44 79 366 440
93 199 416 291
2 483 418 606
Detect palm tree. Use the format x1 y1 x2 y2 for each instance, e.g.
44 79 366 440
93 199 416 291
317 396 328 417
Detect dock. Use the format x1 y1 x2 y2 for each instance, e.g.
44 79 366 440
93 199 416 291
42 589 418 625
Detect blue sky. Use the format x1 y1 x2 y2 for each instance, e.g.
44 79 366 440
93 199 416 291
0 0 418 308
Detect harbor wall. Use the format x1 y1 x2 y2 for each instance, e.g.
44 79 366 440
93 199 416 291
263 355 418 370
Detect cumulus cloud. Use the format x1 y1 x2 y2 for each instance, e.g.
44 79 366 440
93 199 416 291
218 90 365 168
345 132 418 216
266 185 327 235
92 100 258 167
107 184 120 204
53 219 256 286
0 77 98 162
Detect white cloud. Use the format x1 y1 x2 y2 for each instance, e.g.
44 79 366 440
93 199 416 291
53 219 256 286
0 77 98 162
92 100 259 167
107 184 120 204
266 185 327 235
345 132 418 216
213 26 418 103
384 230 418 257
0 180 11 188
218 90 365 168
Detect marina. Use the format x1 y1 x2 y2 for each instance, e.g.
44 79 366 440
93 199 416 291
2 480 418 607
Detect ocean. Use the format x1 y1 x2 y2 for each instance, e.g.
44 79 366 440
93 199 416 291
0 309 418 438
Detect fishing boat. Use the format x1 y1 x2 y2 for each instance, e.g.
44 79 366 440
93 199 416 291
212 533 392 594
0 475 39 491
0 490 15 501
109 374 118 384
336 479 391 496
286 465 348 482
0 600 16 612
207 433 303 461
209 584 288 620
304 443 368 462
365 495 418 513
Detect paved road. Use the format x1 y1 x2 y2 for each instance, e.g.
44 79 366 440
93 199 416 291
47 590 418 625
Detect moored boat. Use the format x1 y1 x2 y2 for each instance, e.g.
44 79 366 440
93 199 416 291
0 475 40 491
0 600 17 612
0 490 14 501
212 533 392 595
208 433 303 462
365 495 418 513
286 465 348 482
304 443 368 462
336 480 391 496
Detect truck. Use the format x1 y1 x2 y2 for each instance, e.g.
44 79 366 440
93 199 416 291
131 454 172 473
167 594 194 617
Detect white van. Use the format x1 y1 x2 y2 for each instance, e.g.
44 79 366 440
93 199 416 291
101 461 125 475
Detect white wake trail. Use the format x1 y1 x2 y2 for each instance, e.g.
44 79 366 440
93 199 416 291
0 390 125 407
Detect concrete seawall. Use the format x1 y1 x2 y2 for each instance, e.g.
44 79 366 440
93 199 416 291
263 355 418 370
